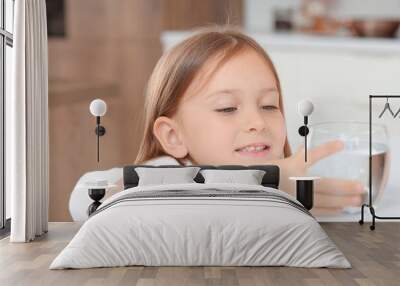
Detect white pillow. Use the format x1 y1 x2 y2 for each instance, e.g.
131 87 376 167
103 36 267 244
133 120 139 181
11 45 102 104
200 169 266 185
135 167 201 186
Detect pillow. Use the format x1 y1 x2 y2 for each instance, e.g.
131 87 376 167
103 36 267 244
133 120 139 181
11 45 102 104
200 169 266 185
135 166 201 186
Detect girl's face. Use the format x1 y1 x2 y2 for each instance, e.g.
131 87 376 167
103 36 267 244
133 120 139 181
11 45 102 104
173 48 287 165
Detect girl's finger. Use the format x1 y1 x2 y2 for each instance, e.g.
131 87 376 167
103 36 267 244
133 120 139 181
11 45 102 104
315 178 365 196
314 193 363 208
306 140 344 167
310 207 343 216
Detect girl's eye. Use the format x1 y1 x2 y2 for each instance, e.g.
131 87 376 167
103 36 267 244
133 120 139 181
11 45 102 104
215 107 237 113
216 106 278 113
262 105 278 110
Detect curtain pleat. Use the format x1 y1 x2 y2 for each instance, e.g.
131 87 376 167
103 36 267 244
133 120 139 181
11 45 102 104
9 0 49 242
9 0 27 242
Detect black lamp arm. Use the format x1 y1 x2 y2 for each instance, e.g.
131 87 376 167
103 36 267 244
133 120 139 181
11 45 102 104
94 116 106 162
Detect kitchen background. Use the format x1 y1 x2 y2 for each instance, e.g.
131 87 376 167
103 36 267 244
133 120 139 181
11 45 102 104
34 0 400 221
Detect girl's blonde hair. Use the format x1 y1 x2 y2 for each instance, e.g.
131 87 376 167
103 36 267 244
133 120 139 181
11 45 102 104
135 25 292 165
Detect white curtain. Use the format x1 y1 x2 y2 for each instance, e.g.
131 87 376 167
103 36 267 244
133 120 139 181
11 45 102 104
7 0 49 242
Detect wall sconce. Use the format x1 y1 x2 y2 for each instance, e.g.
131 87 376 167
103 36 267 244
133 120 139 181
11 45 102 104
89 99 107 162
291 99 318 211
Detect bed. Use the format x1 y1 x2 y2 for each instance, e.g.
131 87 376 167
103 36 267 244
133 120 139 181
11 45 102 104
50 164 351 269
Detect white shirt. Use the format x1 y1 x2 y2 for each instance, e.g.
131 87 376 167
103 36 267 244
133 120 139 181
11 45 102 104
143 155 193 166
70 155 193 221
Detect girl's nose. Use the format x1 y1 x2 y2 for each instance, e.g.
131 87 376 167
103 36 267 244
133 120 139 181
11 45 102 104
243 109 266 133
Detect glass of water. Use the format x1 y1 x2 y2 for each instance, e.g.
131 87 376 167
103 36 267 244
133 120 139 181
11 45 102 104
307 121 390 212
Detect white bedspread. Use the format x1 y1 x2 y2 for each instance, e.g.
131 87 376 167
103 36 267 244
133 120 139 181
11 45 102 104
50 183 351 269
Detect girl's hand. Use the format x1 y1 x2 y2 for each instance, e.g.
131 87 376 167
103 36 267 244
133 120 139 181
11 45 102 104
103 177 124 200
267 140 365 215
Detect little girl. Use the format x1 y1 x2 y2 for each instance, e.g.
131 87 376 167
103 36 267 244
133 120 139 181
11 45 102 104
132 25 364 215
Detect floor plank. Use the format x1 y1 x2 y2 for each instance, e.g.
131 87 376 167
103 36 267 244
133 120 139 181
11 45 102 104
0 222 399 286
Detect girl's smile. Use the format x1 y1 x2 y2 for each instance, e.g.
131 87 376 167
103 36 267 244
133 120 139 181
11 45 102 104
235 142 271 158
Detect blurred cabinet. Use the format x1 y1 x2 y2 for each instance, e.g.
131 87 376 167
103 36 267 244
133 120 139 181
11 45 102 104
48 0 243 221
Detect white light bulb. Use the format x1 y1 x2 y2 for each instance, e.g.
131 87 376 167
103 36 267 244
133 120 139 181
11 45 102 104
297 99 314 116
89 99 107 117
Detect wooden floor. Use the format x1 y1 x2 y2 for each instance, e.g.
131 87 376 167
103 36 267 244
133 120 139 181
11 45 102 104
0 222 399 286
